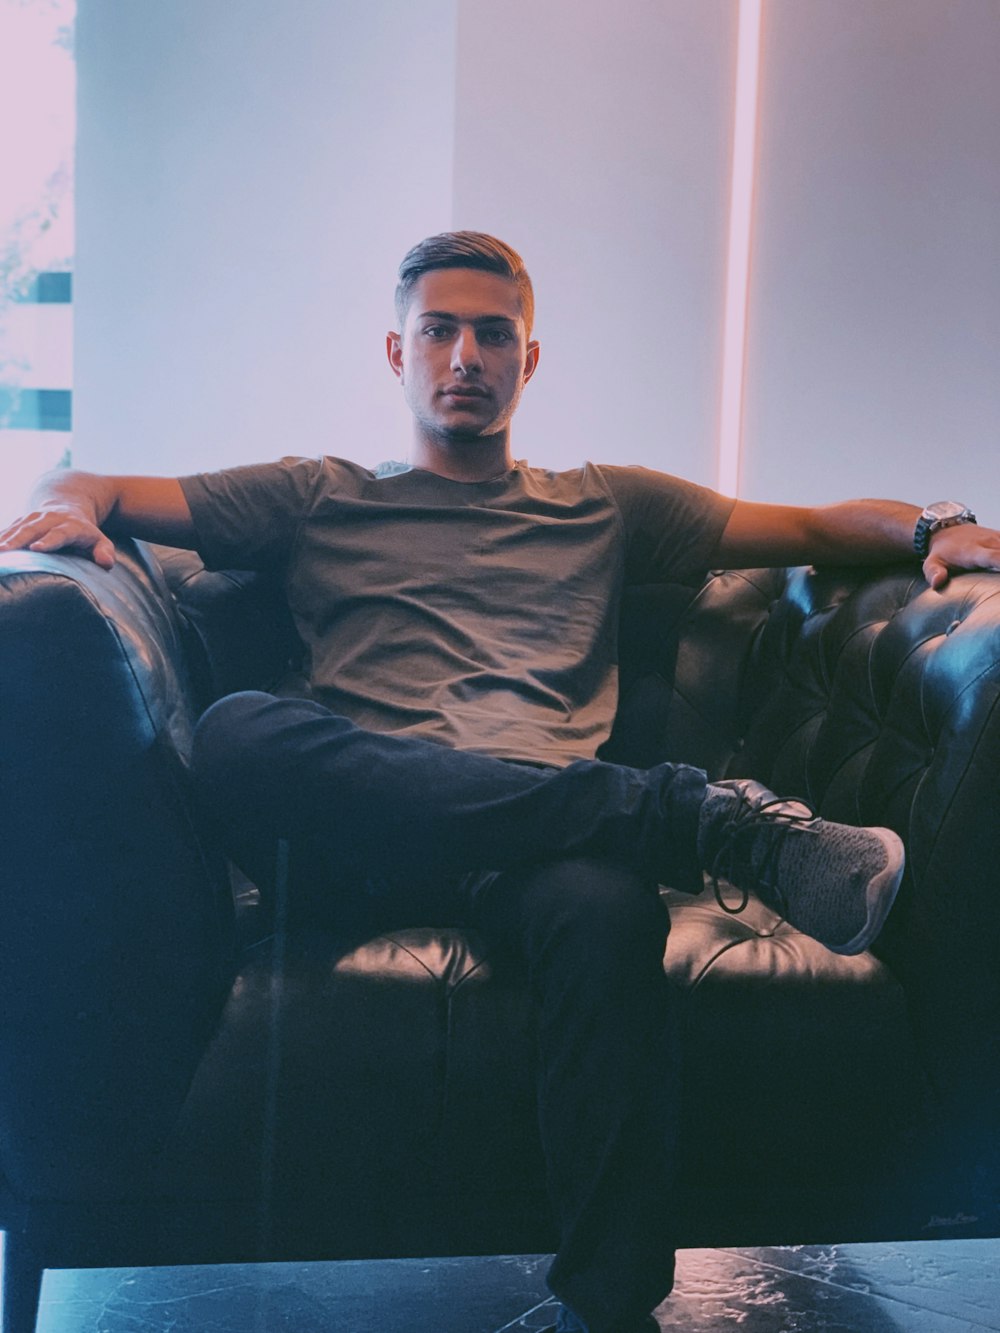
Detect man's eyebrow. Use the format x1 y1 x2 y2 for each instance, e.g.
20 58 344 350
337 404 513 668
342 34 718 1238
416 310 518 326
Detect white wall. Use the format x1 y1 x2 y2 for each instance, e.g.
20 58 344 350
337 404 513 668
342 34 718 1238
453 0 736 483
75 0 1000 519
742 0 1000 511
75 0 458 476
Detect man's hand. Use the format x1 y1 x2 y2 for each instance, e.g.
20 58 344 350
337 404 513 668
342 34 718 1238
0 471 195 567
922 522 1000 590
0 505 117 568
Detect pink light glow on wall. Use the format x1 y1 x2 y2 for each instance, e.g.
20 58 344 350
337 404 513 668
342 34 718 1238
718 0 763 498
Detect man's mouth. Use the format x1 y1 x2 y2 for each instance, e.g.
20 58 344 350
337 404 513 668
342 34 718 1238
440 385 489 399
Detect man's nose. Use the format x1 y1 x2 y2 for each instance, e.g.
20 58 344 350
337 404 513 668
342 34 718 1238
451 327 483 374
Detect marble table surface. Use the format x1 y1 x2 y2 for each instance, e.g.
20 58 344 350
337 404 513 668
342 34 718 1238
31 1237 1000 1332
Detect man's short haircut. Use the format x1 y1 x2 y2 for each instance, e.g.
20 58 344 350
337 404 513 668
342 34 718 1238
395 231 535 335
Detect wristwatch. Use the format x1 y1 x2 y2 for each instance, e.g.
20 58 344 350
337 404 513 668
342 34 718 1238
913 501 977 558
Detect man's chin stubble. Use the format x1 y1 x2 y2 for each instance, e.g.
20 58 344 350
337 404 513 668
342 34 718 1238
425 418 506 446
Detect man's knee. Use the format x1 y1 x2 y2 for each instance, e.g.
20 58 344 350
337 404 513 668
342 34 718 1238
192 689 274 768
190 689 304 817
191 690 341 786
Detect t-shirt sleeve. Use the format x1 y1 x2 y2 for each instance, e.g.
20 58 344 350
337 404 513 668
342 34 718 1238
178 456 324 570
596 464 736 586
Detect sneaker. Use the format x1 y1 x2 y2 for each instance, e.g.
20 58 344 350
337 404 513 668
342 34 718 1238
700 778 904 955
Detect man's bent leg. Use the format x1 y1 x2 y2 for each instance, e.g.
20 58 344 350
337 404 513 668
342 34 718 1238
190 692 707 896
470 858 679 1333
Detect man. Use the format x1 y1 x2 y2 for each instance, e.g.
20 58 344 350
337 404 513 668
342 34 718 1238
2 232 999 1333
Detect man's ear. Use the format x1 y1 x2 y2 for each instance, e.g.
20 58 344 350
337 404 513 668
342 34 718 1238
523 340 540 384
386 331 403 382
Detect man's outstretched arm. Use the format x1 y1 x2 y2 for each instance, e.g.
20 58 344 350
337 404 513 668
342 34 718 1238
714 497 1000 590
0 470 195 569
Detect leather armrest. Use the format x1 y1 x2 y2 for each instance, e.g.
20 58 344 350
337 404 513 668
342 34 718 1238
0 544 235 1199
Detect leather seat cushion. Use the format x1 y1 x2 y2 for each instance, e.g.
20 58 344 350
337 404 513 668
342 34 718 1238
157 886 927 1216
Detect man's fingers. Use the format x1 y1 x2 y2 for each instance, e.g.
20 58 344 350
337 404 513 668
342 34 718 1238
923 556 949 590
0 513 45 547
29 524 114 565
923 532 1000 591
0 513 61 547
27 523 83 549
0 513 114 567
92 535 116 568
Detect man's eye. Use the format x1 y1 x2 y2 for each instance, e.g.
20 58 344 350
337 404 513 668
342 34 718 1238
481 329 513 345
422 325 450 338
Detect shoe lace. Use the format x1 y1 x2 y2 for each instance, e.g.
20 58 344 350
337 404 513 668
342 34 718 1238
708 789 818 917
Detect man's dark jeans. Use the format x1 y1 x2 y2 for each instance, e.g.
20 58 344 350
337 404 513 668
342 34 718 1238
190 691 708 1333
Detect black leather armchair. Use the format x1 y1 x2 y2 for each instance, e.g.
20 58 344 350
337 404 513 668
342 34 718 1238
2 541 998 1332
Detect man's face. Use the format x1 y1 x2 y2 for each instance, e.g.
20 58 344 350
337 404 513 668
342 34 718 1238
387 268 539 443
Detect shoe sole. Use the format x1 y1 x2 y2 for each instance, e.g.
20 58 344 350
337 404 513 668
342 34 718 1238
832 826 905 956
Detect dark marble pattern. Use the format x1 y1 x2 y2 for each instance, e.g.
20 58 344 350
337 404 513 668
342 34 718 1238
717 1241 1000 1331
35 1254 554 1333
32 1239 1000 1332
658 1242 1000 1331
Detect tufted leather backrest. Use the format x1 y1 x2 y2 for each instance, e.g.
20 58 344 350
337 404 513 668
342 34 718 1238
603 568 786 773
614 560 1000 1150
151 545 302 710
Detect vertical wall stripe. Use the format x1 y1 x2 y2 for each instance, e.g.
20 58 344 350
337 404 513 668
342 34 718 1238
718 0 763 498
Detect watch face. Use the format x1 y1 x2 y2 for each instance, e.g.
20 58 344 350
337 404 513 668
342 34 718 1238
925 500 968 522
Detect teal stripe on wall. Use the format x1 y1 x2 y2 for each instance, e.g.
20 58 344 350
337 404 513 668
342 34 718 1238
0 389 73 431
14 272 73 304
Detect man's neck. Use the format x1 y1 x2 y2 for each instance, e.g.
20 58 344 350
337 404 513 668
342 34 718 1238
410 432 515 483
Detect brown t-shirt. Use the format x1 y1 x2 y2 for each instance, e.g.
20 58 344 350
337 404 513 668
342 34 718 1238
179 457 734 767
